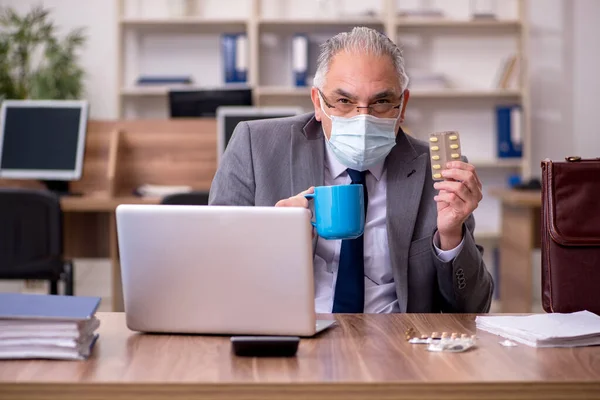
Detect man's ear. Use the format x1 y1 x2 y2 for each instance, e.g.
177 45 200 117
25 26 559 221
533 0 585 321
311 87 322 122
399 89 410 123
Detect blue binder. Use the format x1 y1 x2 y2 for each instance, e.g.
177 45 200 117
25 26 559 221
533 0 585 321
292 34 308 87
222 33 247 84
0 293 100 321
222 34 237 84
136 76 192 85
496 105 523 158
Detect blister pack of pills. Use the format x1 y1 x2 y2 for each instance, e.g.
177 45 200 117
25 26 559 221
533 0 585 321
429 131 462 181
405 328 476 353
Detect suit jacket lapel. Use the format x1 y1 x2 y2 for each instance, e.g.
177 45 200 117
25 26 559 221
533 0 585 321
386 129 428 312
290 115 324 195
291 115 325 253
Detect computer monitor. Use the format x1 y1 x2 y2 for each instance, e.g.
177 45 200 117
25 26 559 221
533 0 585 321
216 106 304 164
169 87 253 118
0 100 89 194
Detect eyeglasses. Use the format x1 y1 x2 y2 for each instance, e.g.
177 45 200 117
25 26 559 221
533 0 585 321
318 88 402 117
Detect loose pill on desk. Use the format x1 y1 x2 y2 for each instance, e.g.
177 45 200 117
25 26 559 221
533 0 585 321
429 131 462 181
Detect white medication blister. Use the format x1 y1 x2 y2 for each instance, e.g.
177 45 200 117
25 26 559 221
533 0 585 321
406 329 477 353
429 131 462 181
426 336 477 353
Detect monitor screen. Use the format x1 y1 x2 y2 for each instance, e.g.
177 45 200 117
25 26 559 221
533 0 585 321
217 107 303 163
169 88 253 118
0 100 88 181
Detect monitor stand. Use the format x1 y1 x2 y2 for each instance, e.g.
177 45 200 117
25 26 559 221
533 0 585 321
42 180 72 197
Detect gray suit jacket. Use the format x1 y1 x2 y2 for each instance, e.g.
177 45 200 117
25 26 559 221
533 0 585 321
209 113 493 313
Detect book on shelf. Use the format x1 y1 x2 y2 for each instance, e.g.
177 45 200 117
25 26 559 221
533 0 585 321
292 34 308 87
469 0 498 20
397 9 445 18
136 76 193 86
0 293 101 360
222 33 248 84
496 105 522 159
496 54 519 90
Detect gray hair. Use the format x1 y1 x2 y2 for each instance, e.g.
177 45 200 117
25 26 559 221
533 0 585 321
313 27 409 92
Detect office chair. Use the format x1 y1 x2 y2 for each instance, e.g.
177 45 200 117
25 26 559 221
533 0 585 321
0 188 74 295
160 191 210 205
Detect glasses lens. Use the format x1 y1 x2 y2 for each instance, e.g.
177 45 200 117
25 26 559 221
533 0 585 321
334 103 355 115
372 103 395 115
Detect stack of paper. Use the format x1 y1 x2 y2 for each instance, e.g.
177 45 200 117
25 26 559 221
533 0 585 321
0 293 101 360
476 311 600 348
135 184 193 198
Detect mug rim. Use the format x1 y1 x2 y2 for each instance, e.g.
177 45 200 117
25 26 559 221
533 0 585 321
314 184 362 190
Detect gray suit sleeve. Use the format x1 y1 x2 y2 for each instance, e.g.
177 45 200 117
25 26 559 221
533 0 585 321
208 121 255 206
432 215 494 313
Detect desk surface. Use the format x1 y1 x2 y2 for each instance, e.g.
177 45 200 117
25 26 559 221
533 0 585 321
489 188 542 207
60 195 161 212
1 313 599 400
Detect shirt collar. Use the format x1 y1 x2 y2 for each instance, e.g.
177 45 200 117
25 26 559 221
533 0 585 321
323 137 386 182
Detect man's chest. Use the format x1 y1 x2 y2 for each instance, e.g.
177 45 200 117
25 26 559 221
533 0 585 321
318 170 393 284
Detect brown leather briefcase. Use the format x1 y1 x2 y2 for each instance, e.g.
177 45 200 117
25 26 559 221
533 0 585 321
541 157 600 314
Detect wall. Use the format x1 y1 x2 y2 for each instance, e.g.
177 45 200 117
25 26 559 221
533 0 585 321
572 0 600 158
528 0 575 176
0 0 118 119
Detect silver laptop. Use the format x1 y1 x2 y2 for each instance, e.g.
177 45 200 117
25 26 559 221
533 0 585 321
116 204 335 336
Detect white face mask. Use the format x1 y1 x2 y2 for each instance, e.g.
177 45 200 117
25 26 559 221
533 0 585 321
319 93 399 172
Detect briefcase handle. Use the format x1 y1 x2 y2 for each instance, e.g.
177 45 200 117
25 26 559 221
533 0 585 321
564 156 600 162
541 157 600 167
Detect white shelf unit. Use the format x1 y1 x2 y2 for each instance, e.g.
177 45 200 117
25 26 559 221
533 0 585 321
116 0 530 169
115 4 529 162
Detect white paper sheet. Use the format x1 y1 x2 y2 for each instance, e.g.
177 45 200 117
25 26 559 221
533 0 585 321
476 311 600 347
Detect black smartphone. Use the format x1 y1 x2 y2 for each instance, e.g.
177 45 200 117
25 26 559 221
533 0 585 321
230 336 300 357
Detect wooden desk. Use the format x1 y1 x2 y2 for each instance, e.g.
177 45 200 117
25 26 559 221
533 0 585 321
1 313 598 400
60 196 162 312
490 189 542 313
61 195 161 212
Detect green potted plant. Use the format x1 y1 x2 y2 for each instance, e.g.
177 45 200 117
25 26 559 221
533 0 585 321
0 5 86 101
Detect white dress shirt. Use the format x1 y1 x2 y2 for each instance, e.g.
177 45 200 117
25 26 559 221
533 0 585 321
313 142 464 313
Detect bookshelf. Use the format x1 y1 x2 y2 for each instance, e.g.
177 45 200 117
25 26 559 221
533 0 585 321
115 0 529 242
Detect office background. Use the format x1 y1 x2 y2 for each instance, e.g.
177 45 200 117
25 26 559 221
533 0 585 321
0 0 598 313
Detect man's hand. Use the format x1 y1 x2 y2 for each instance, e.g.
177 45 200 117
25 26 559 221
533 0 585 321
276 187 316 237
275 187 315 208
433 161 483 250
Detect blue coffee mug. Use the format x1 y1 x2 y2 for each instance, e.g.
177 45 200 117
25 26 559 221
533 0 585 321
304 184 365 240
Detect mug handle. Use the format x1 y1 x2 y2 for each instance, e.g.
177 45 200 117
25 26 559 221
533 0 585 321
304 194 316 227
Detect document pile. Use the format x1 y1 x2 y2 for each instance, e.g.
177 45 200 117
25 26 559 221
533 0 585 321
0 293 101 360
134 184 193 198
476 311 600 348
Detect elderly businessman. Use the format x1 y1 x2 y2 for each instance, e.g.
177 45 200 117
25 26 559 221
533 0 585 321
209 27 493 314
